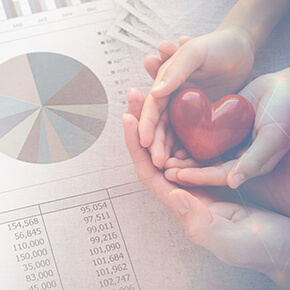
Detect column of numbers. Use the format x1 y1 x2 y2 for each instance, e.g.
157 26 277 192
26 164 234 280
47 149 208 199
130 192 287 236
7 216 61 290
80 201 137 290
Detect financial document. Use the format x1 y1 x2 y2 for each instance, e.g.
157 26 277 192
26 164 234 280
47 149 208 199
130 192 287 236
0 0 287 289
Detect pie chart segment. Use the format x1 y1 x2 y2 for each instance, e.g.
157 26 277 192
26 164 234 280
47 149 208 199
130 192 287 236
42 109 70 163
0 108 41 159
47 107 107 138
38 111 51 164
44 108 97 159
0 52 108 164
18 110 42 163
46 104 108 120
0 54 42 105
0 94 40 119
27 53 86 106
0 108 39 139
45 67 107 106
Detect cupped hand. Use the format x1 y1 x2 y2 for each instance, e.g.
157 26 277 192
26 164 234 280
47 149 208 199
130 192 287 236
139 27 255 166
165 68 290 196
123 88 290 289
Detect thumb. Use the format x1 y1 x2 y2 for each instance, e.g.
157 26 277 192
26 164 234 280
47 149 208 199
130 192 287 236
150 39 205 98
169 188 213 245
178 35 192 46
158 40 178 62
169 189 256 267
227 128 290 189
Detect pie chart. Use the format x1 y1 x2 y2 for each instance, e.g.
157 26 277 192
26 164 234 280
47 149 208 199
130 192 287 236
0 52 108 164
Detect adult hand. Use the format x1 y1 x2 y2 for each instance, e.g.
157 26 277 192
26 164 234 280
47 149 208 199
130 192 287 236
123 88 290 289
165 68 290 191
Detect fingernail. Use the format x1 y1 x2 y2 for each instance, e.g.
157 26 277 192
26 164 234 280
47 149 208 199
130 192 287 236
152 80 165 91
233 173 245 188
171 192 189 216
127 87 132 94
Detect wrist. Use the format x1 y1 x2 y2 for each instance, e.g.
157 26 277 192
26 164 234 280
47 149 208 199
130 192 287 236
214 25 256 55
262 268 290 290
277 67 290 77
260 217 290 290
215 0 290 52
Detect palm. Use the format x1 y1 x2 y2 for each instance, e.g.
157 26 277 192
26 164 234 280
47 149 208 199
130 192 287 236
240 71 290 172
242 151 290 217
204 197 290 273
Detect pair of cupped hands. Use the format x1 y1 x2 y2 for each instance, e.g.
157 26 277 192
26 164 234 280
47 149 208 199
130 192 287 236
123 29 290 286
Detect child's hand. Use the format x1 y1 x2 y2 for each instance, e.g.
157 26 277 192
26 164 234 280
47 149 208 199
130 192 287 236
139 28 255 168
165 68 290 190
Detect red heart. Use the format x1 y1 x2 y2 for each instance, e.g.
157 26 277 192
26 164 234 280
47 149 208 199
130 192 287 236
169 88 255 161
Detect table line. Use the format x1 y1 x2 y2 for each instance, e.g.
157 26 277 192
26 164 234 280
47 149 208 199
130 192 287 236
0 162 136 196
0 184 148 225
106 188 141 290
39 204 65 290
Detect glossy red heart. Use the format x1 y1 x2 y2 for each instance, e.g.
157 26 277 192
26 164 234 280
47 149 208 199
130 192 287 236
169 88 255 161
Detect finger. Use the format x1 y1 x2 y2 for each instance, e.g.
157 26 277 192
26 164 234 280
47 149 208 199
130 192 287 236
138 92 170 147
227 127 290 189
165 168 194 187
150 39 205 98
139 42 180 147
151 126 176 169
165 157 199 169
123 113 153 176
139 40 204 147
173 148 190 159
127 88 146 120
144 54 162 79
139 49 181 147
163 127 175 167
169 188 216 246
178 35 192 46
145 39 187 80
168 162 235 187
150 111 170 169
158 40 178 62
122 113 176 206
144 40 185 80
